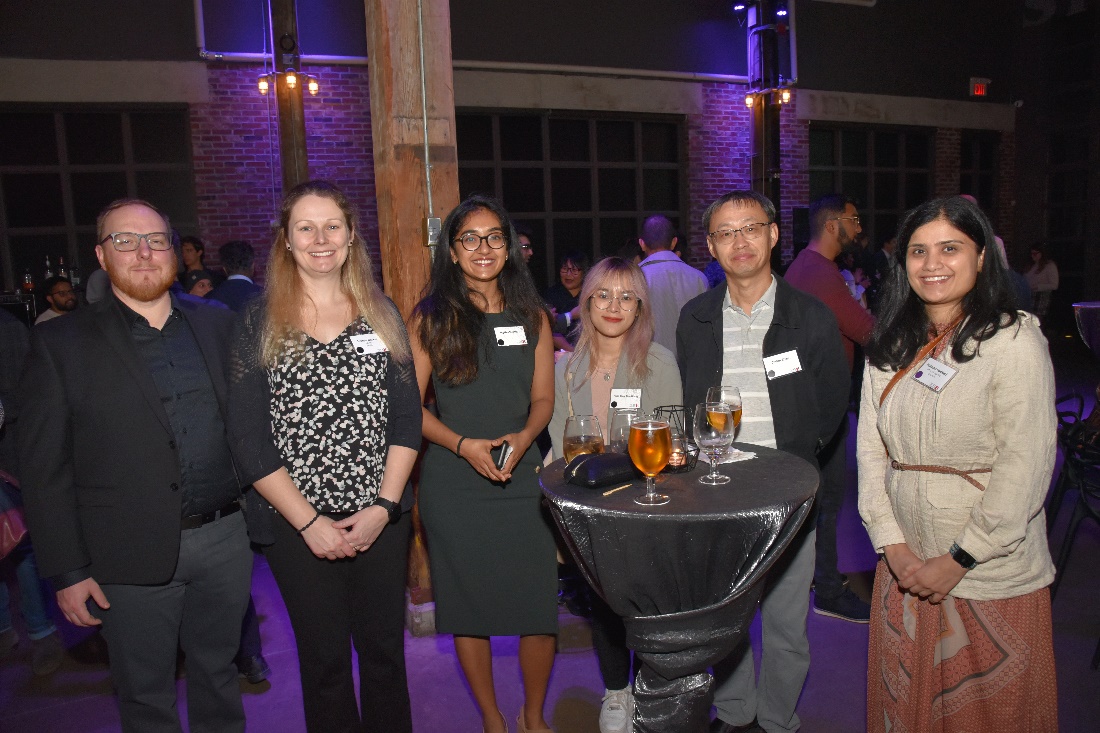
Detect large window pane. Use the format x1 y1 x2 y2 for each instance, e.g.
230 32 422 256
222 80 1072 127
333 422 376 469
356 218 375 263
874 132 899 168
0 112 57 165
905 173 929 208
598 168 635 211
809 171 836 201
643 169 679 211
3 173 65 227
809 129 835 166
841 130 868 167
597 121 634 162
10 233 69 286
551 168 591 212
72 172 129 225
499 116 542 162
65 113 124 164
458 166 495 198
599 217 638 259
841 171 868 206
456 115 493 161
874 172 899 209
135 171 197 226
641 122 678 163
500 168 544 213
131 112 191 164
552 218 593 259
905 133 930 168
549 119 589 162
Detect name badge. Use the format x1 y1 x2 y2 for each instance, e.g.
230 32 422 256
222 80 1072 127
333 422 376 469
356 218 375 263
350 333 387 355
912 357 957 393
763 349 802 380
494 325 527 346
610 388 641 410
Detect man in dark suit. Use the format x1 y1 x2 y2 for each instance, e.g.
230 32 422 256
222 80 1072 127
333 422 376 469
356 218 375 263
207 240 262 313
18 199 251 732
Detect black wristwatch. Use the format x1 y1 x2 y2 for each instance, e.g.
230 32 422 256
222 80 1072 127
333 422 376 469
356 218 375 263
373 497 402 525
948 542 977 570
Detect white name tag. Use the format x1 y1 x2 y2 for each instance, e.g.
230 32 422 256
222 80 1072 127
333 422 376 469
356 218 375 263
610 388 641 410
763 349 802 380
350 333 387 355
912 357 957 393
494 325 528 346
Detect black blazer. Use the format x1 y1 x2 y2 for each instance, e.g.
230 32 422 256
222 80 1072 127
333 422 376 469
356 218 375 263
17 291 240 586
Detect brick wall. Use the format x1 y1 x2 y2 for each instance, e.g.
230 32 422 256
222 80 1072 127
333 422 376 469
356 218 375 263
189 64 379 281
995 130 1016 247
933 128 962 197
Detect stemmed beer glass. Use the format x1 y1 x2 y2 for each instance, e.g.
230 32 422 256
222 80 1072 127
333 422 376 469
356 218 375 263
706 385 742 455
693 403 735 484
628 417 672 505
563 415 604 462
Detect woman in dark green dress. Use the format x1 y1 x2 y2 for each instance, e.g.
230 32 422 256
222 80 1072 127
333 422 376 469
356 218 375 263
411 195 557 733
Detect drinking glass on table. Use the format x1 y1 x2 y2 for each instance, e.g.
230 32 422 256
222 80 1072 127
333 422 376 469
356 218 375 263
563 415 605 462
608 409 637 453
693 403 735 485
706 385 742 452
629 418 671 505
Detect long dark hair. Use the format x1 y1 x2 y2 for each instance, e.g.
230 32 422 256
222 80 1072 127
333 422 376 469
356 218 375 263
414 195 546 385
866 196 1019 371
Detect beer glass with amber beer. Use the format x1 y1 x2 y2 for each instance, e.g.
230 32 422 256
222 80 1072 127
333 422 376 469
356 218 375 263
629 418 672 505
563 415 605 462
706 385 742 453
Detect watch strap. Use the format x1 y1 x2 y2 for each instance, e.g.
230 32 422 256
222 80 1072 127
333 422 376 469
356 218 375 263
373 497 401 524
948 542 977 570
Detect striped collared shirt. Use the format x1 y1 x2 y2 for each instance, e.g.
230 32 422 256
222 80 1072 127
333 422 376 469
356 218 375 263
720 275 777 448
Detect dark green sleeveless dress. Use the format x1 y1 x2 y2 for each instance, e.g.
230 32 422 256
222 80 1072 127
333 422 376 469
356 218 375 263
419 312 558 635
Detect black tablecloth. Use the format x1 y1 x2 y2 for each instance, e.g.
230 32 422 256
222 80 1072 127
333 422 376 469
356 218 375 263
541 444 819 733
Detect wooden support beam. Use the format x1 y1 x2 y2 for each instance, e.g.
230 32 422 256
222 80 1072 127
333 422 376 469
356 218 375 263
364 0 460 321
364 0 461 617
272 0 309 191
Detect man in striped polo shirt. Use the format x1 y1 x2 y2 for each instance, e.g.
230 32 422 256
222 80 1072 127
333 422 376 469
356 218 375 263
677 191 849 733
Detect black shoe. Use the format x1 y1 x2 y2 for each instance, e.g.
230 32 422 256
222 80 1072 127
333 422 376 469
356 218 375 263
813 588 870 623
709 718 764 733
236 654 271 684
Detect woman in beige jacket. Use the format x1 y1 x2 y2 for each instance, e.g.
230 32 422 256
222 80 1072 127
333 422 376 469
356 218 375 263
857 196 1058 733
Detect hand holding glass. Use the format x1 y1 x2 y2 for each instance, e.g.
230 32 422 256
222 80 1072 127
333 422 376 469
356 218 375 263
694 403 735 484
563 415 604 462
629 419 671 505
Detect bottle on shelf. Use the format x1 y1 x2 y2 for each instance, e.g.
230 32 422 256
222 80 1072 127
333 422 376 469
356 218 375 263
22 268 35 293
57 256 69 280
44 255 54 279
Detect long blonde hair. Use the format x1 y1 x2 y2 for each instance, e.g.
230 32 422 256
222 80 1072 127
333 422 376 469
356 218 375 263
261 180 410 366
567 257 654 386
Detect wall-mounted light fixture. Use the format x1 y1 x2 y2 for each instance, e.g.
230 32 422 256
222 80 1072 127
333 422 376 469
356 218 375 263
779 88 791 104
257 70 320 96
745 93 755 108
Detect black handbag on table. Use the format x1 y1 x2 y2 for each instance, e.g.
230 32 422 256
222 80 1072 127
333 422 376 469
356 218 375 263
564 452 638 489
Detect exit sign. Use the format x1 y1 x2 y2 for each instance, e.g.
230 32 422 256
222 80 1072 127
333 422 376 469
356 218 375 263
970 77 991 97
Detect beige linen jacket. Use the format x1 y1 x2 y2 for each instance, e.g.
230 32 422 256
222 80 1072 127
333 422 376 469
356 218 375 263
857 313 1056 601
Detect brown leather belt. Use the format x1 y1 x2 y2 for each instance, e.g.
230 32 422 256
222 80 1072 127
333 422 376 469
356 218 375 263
889 460 991 491
181 500 241 530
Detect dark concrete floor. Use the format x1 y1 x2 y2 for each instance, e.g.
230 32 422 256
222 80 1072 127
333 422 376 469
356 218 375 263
2 335 1098 732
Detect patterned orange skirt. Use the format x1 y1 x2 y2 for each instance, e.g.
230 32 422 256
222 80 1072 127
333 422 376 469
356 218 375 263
867 560 1058 733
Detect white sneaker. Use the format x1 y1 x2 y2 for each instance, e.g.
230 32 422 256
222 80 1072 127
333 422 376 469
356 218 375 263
599 687 634 733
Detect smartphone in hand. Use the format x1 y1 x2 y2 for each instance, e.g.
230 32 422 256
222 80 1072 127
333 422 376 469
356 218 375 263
493 441 513 471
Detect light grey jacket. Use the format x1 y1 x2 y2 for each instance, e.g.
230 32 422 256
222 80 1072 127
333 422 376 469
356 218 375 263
857 313 1056 600
549 342 682 460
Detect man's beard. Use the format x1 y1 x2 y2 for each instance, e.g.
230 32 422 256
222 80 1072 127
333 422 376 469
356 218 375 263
104 262 176 303
54 298 77 312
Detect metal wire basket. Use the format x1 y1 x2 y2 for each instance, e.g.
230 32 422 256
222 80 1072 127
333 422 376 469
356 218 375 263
652 405 700 473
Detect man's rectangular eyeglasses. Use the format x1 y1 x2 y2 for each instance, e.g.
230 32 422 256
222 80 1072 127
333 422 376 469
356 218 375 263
455 232 507 251
101 232 173 251
832 216 860 225
591 289 638 312
708 222 770 245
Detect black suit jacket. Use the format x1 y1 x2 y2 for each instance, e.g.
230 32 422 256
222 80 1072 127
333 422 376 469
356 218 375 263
17 291 240 587
207 277 262 314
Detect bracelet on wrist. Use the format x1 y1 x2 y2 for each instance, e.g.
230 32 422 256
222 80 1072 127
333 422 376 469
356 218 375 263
455 436 467 457
296 510 322 534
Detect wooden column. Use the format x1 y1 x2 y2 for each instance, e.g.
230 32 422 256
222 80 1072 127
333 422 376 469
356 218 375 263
364 0 459 320
364 0 460 619
272 0 309 191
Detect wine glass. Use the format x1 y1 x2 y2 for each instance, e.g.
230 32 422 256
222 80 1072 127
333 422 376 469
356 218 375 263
629 418 672 505
693 403 735 484
562 415 604 462
706 385 743 452
608 409 637 453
